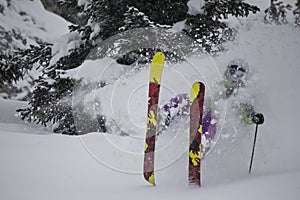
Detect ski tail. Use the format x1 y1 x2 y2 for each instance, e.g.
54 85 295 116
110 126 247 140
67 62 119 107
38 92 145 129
143 52 165 186
189 82 205 186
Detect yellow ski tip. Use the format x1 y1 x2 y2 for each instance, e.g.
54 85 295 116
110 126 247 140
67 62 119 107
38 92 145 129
190 82 201 105
149 52 165 84
148 173 156 186
152 52 165 64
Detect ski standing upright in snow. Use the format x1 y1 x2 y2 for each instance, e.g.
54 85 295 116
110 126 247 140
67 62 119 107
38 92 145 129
143 52 165 186
189 82 205 186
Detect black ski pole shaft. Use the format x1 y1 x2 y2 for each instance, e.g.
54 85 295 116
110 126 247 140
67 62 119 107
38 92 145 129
249 123 259 174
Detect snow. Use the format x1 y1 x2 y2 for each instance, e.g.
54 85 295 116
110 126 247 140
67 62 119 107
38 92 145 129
187 0 204 15
0 0 70 53
1 92 300 199
77 0 90 7
50 32 83 66
1 0 300 199
0 125 299 200
0 0 74 99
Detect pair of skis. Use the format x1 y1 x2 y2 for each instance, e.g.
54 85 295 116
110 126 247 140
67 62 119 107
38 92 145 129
143 52 205 186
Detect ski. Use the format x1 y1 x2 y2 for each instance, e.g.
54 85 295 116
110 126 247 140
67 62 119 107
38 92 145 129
143 52 165 186
189 82 205 186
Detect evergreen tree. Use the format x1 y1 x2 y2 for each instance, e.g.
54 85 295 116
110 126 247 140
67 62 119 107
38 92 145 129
41 0 87 25
17 74 77 135
69 0 188 41
264 0 292 25
16 42 93 135
293 0 300 26
119 6 155 32
0 44 51 99
131 0 189 25
0 54 24 86
183 0 260 53
0 53 24 98
14 0 261 135
202 0 260 19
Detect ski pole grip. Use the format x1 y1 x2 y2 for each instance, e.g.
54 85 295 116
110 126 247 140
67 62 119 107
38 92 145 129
252 113 264 125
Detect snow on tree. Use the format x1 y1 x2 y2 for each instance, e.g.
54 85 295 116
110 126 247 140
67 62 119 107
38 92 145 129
264 0 292 25
0 44 51 100
2 0 265 135
41 0 87 25
293 0 300 26
119 6 156 32
17 36 92 135
183 0 260 53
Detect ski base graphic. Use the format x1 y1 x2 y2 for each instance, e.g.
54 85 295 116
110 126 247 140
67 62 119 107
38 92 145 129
189 82 205 186
143 52 165 186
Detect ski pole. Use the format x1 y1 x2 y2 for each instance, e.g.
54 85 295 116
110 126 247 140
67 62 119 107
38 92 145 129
249 123 258 174
249 113 264 174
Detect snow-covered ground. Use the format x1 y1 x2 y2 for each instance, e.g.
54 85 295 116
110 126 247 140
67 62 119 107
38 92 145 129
1 0 300 199
0 97 300 200
1 97 300 200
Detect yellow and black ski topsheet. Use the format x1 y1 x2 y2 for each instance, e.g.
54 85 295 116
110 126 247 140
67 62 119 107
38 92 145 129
143 52 165 186
189 82 205 186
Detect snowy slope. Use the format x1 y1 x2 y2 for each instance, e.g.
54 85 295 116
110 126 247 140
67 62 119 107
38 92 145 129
70 19 300 182
0 100 299 200
1 0 300 199
1 21 300 199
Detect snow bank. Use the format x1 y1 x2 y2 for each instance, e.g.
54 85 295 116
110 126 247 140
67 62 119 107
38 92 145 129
0 128 299 200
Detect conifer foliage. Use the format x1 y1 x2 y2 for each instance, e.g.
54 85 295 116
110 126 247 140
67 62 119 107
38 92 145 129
0 44 51 99
264 0 292 25
183 0 260 53
17 43 91 135
1 0 265 135
17 75 77 135
293 0 300 26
